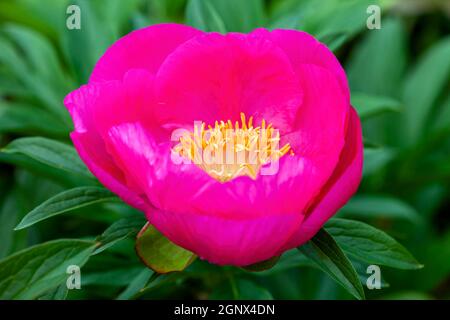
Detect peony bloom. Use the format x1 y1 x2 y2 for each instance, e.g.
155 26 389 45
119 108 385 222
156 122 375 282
64 24 363 266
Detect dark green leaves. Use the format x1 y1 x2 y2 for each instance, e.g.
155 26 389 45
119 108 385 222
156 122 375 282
242 256 280 272
2 137 93 179
297 219 422 299
347 18 407 97
186 0 226 33
0 240 96 299
272 0 380 51
136 223 196 274
186 0 265 33
236 280 274 299
94 214 146 254
210 278 273 300
0 189 21 258
326 218 423 269
298 229 365 300
432 94 450 135
363 147 396 177
0 23 72 123
338 195 420 223
116 268 154 300
15 186 118 230
401 37 450 144
0 102 69 137
352 93 402 120
38 284 69 300
60 0 115 83
317 32 350 52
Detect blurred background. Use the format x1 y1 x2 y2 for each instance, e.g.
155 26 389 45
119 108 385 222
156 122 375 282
0 0 449 299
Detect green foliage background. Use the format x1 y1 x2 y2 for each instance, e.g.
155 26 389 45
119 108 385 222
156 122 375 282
0 0 449 300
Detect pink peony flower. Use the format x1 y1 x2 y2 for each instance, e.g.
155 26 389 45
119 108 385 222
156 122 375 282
64 24 363 266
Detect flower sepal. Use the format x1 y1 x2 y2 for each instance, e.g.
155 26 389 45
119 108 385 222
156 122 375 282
136 223 197 274
241 255 281 272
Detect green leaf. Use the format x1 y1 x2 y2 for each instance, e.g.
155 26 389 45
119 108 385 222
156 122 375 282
237 279 273 299
317 31 350 52
0 189 21 258
278 0 379 50
242 256 280 272
0 74 29 97
286 0 372 52
431 93 450 135
314 0 377 38
298 229 365 300
134 273 183 299
15 186 117 230
350 259 390 289
248 250 314 277
0 239 96 299
338 195 421 224
363 138 381 149
38 284 68 300
186 0 265 33
82 266 143 287
381 291 433 300
94 214 146 255
0 0 66 40
412 231 450 292
0 102 69 137
145 0 186 23
346 18 408 146
60 0 115 84
116 268 153 300
0 152 91 188
363 147 396 177
209 274 274 300
0 25 72 123
2 137 93 179
248 250 390 289
4 24 72 92
401 37 450 145
135 223 196 274
351 93 402 120
185 0 227 33
326 218 423 270
91 0 142 38
347 18 407 97
0 187 28 259
214 0 265 33
0 35 29 81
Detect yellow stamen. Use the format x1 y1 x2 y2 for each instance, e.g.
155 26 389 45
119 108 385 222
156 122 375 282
173 112 293 183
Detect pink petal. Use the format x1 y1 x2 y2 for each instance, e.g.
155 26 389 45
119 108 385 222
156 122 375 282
64 70 163 211
106 122 325 220
148 205 304 266
66 69 159 136
250 28 349 99
71 131 149 211
90 69 167 142
281 64 349 204
165 66 349 221
156 154 322 219
280 107 363 251
90 23 203 83
155 32 303 132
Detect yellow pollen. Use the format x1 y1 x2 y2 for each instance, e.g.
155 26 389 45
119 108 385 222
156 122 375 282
173 112 293 183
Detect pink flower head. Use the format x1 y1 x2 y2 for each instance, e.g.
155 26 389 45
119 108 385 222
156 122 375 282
64 24 363 266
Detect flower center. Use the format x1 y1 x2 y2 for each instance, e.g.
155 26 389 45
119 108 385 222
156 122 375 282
173 113 293 182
